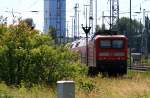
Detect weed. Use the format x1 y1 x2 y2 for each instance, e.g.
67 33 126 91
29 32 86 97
78 79 96 92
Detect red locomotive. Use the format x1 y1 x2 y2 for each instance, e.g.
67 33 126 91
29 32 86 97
70 30 128 76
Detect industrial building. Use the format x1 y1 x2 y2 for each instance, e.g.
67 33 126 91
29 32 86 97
44 0 66 41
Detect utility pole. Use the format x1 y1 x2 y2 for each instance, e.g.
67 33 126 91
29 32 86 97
107 0 119 30
112 0 119 30
82 5 91 67
70 16 75 41
74 3 79 40
143 9 145 54
66 21 69 43
95 0 97 31
134 6 142 54
129 0 131 39
84 5 90 29
77 10 80 38
143 9 149 54
129 0 132 68
110 0 112 30
89 0 93 34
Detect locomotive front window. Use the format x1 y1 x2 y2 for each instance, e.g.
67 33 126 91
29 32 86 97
100 40 111 48
112 40 124 48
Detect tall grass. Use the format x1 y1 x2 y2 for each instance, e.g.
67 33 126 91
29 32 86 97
76 71 150 98
0 82 55 98
0 71 150 98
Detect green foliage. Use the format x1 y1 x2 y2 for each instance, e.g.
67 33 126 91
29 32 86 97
47 46 88 83
117 17 143 48
78 78 96 92
0 21 88 85
0 82 15 98
0 93 14 98
47 26 56 40
140 93 150 98
117 17 143 34
18 81 27 94
23 18 35 29
128 70 150 78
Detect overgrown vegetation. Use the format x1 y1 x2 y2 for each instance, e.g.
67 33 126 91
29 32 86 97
0 20 88 86
0 71 149 98
0 18 149 98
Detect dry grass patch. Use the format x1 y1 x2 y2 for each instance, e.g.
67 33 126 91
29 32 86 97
76 71 150 98
0 71 150 98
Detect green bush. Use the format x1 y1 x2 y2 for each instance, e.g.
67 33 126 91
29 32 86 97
0 22 88 85
78 78 96 92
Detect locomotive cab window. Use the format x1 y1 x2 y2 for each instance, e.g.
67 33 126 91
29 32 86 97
112 40 124 48
100 39 124 49
100 40 111 48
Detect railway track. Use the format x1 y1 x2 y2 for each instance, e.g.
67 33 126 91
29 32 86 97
128 64 150 71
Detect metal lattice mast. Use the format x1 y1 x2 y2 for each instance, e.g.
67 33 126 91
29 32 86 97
74 3 79 40
112 0 119 30
89 0 93 34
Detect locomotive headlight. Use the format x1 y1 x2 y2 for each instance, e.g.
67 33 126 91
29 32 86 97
99 52 109 56
113 52 125 56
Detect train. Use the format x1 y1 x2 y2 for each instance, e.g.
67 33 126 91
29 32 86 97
70 30 128 76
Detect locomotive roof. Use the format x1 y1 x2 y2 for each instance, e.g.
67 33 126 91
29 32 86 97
70 38 86 48
94 35 127 39
70 34 127 49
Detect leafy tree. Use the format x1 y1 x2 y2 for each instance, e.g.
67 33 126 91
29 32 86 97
145 16 150 53
94 24 119 36
95 24 108 35
23 18 35 29
47 26 56 40
95 17 144 52
0 21 87 85
101 24 106 30
96 24 106 32
116 17 143 49
117 17 143 35
95 25 101 32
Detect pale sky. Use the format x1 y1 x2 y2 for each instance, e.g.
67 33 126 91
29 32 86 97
0 0 150 33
